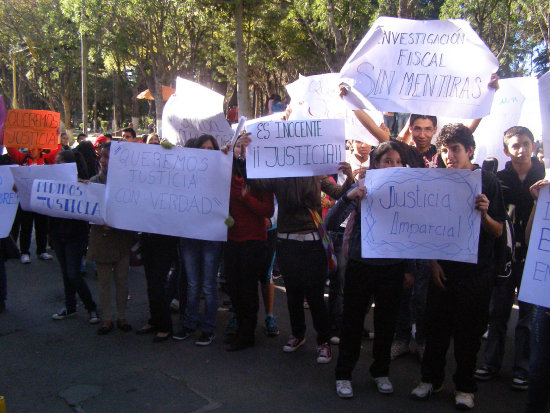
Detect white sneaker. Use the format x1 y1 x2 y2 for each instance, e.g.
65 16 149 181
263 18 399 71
39 252 53 260
374 376 394 394
455 391 474 410
169 298 180 311
390 340 410 360
410 382 443 400
329 336 340 345
283 336 305 352
20 254 31 264
316 343 332 363
335 380 354 398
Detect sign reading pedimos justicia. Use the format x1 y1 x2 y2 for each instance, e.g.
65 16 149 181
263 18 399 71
340 17 499 119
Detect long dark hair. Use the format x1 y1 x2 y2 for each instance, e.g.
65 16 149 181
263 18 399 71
75 140 98 178
370 141 406 169
195 134 219 150
57 150 89 180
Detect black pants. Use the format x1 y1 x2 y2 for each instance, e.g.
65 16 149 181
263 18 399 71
335 259 404 380
51 235 96 313
277 238 330 345
225 240 268 341
19 209 49 255
421 270 494 393
140 233 177 333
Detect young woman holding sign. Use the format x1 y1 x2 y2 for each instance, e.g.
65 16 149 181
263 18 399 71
243 133 354 364
87 142 136 335
50 150 100 324
172 135 223 346
325 141 415 398
223 138 274 351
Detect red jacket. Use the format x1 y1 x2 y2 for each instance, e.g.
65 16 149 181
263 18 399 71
7 144 61 165
228 175 274 242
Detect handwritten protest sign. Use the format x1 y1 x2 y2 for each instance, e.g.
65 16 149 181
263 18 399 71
4 109 60 150
9 163 77 211
105 142 232 241
340 17 499 119
162 77 234 147
468 77 541 169
245 119 346 178
0 166 19 238
539 72 550 169
519 185 550 307
286 73 382 146
361 167 481 262
30 180 105 225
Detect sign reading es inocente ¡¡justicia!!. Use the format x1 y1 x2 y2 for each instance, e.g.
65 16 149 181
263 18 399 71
245 119 346 179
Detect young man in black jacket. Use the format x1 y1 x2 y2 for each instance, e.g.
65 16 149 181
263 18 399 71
410 124 506 410
475 126 545 390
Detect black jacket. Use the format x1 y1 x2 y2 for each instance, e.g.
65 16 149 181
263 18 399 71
497 158 545 259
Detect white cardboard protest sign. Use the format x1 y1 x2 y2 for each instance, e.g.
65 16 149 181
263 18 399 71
340 17 499 119
286 73 382 146
105 142 232 241
30 180 105 225
0 165 18 238
10 163 77 211
162 77 234 147
361 167 481 262
245 119 346 178
470 77 542 169
519 185 550 307
539 72 550 169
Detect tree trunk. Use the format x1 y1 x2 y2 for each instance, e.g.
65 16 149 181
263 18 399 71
235 0 251 118
81 33 88 134
398 0 415 18
153 74 164 134
62 94 73 139
112 71 118 133
131 84 140 131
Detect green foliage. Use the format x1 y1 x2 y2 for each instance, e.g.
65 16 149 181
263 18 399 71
1 0 547 124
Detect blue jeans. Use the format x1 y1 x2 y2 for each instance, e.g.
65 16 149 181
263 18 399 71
179 238 222 334
51 236 96 313
526 306 550 413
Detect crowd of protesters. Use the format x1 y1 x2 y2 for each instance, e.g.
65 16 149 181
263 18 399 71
1 90 550 413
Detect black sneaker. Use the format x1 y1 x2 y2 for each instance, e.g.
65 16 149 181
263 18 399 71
195 331 215 346
172 328 194 341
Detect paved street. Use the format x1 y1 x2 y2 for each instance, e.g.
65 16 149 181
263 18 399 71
1 248 528 413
